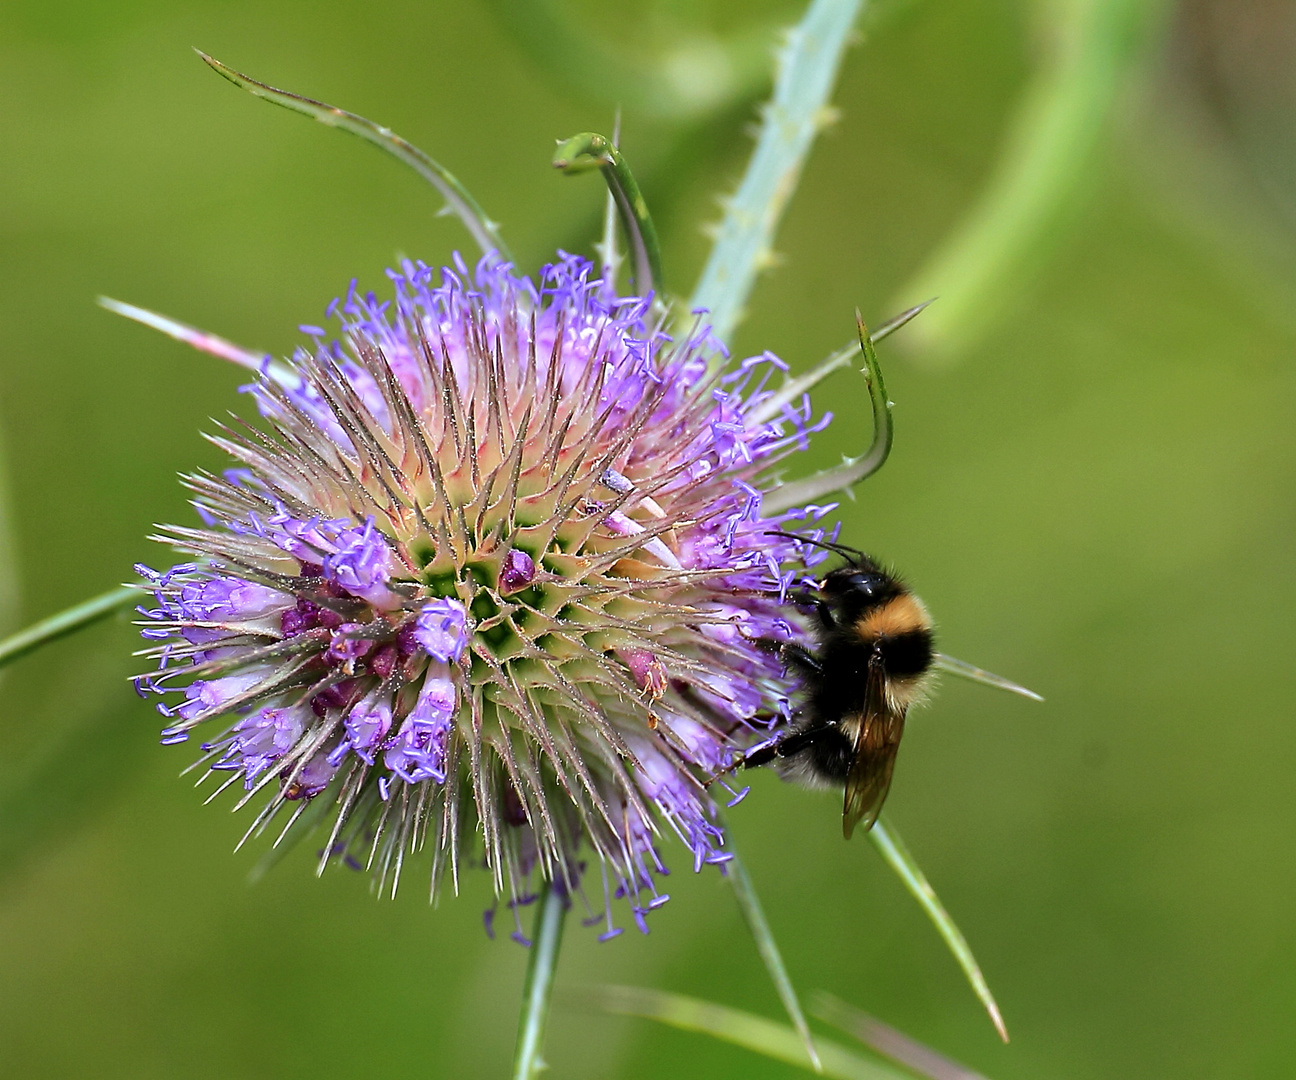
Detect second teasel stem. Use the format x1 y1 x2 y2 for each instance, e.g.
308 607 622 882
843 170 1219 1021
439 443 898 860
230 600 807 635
512 882 569 1080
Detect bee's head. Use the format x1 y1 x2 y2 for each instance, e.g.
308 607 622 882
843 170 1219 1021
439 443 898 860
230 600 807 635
819 561 894 603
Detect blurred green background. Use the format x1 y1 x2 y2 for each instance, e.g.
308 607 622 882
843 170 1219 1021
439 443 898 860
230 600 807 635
3 0 1296 1076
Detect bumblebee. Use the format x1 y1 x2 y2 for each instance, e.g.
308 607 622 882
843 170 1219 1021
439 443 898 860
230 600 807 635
746 533 934 838
742 529 1041 835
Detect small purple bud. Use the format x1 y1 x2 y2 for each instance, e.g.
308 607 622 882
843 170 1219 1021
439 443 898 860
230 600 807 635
369 643 398 680
316 605 344 630
498 549 536 594
326 624 374 665
396 623 420 657
280 606 309 637
619 649 667 700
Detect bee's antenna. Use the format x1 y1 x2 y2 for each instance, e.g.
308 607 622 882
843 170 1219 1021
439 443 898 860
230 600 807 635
764 529 870 563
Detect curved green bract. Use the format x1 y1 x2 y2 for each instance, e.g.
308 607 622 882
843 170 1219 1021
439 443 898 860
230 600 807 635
763 313 892 514
750 300 931 427
197 51 512 264
870 817 1009 1042
554 132 663 296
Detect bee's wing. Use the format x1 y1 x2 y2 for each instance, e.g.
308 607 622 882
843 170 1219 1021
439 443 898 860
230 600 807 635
841 667 906 839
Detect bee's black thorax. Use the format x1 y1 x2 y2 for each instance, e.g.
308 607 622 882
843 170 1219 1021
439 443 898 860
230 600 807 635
744 549 935 804
785 559 935 725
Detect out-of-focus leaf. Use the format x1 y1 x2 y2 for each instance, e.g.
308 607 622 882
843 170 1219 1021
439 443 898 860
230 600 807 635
482 0 776 121
580 984 910 1080
893 0 1171 361
0 639 144 884
814 992 994 1080
0 424 20 684
724 836 822 1072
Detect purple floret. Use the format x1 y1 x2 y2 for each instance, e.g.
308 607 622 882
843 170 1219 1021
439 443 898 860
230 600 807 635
341 691 393 765
323 518 398 608
412 598 469 663
384 672 457 783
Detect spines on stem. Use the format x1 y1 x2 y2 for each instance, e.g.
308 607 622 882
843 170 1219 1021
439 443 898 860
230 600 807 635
690 0 866 347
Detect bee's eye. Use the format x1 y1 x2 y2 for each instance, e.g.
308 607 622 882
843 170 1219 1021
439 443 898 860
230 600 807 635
824 570 889 597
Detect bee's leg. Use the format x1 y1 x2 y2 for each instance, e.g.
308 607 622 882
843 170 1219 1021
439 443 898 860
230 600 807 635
753 636 822 677
781 641 823 677
742 723 830 769
785 588 837 633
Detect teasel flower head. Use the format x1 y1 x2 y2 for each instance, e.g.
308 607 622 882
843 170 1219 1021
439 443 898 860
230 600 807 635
134 252 838 939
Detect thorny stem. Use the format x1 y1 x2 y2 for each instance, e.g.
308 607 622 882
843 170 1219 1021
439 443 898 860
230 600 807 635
512 883 569 1080
0 586 135 671
691 0 865 348
553 132 663 296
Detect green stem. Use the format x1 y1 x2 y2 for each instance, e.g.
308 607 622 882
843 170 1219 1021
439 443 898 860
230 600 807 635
554 133 663 296
0 586 135 671
512 883 568 1080
724 839 822 1073
690 0 865 347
